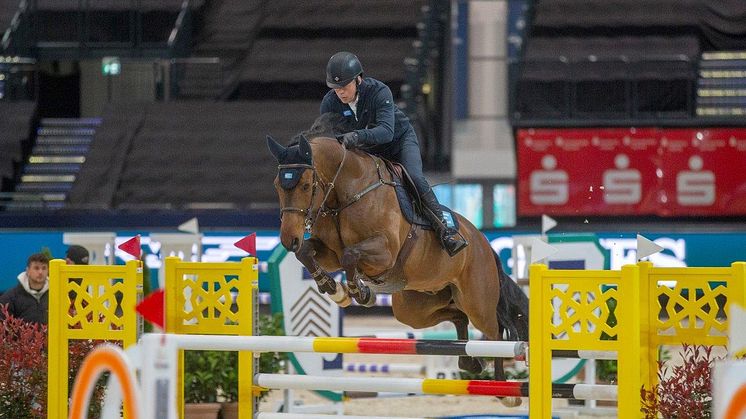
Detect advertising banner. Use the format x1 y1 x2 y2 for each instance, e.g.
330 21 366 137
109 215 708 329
517 128 746 216
517 128 661 215
658 128 746 215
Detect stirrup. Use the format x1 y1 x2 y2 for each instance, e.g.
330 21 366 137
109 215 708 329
441 230 468 257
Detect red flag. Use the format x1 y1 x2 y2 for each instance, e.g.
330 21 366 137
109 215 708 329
234 233 257 256
118 235 141 259
136 289 165 329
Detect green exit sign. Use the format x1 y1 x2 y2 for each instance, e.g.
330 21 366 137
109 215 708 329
102 57 121 76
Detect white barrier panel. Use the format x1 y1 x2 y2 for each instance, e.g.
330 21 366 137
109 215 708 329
713 360 746 419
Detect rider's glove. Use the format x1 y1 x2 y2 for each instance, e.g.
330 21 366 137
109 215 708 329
341 131 359 149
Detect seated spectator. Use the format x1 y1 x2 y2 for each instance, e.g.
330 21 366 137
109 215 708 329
0 253 49 325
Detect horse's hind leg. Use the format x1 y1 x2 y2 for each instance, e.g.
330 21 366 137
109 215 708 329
452 309 484 375
391 289 481 374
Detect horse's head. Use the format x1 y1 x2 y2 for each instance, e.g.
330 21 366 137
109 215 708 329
267 133 316 252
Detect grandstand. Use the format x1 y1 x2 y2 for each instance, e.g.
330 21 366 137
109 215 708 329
1 0 745 230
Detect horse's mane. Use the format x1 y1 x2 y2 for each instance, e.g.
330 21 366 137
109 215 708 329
288 112 354 147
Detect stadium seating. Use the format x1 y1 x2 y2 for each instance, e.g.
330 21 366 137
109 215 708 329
261 0 425 30
0 101 36 190
68 101 319 209
514 1 717 122
31 0 203 45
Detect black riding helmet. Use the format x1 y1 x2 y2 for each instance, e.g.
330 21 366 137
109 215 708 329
326 51 363 89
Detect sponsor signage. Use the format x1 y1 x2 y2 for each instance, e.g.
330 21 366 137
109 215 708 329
517 128 746 216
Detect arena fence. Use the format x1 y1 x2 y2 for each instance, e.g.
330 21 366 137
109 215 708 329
47 259 142 419
52 259 746 418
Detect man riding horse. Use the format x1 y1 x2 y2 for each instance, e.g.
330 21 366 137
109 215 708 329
321 51 467 257
267 54 529 402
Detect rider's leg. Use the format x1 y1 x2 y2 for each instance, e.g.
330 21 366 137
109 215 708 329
396 138 468 257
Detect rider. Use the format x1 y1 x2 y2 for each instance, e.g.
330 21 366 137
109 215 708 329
320 51 468 257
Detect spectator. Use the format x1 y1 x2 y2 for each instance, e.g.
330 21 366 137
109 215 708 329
65 244 89 303
0 253 50 325
65 244 90 265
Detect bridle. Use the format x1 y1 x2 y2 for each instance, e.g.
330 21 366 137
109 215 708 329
277 148 348 233
277 146 396 234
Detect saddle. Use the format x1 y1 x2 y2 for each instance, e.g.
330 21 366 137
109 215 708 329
380 158 460 231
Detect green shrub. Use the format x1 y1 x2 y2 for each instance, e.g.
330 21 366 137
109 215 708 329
184 313 287 403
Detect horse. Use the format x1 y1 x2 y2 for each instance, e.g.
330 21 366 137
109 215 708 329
266 113 529 389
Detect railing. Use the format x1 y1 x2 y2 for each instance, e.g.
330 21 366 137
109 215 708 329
509 55 698 126
1 0 32 56
166 0 193 58
0 56 37 101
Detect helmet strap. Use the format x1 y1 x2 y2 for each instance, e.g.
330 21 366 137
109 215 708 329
354 76 362 99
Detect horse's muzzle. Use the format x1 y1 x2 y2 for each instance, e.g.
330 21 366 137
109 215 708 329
284 236 301 253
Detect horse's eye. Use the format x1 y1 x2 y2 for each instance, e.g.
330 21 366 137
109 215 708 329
302 183 310 192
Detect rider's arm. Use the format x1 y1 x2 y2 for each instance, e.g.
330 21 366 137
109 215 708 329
354 86 395 146
320 92 335 114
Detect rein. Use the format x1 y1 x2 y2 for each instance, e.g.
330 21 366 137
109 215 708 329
277 146 397 233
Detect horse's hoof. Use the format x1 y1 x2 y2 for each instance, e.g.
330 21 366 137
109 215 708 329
458 356 483 374
358 288 376 307
350 285 375 307
334 294 352 308
329 283 351 307
498 396 522 408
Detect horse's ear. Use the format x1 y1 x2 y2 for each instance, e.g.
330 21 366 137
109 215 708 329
266 135 287 162
298 134 312 164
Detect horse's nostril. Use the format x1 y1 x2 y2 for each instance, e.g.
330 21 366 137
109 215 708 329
291 237 300 252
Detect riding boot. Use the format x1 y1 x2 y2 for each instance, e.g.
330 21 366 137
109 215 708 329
421 190 468 257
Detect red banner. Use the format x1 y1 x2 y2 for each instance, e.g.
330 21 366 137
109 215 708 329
517 128 746 216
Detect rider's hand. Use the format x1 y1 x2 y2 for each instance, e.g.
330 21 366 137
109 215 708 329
341 132 359 149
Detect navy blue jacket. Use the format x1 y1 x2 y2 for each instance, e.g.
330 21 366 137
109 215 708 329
320 77 417 156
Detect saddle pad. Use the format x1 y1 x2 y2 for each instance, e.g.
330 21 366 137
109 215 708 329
388 167 460 231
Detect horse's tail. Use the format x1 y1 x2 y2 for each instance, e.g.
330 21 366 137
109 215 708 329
493 250 529 342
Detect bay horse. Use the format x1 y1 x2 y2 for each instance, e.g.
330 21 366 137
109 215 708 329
267 113 529 387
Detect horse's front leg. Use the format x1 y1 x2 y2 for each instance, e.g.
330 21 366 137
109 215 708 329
295 238 351 307
340 234 393 307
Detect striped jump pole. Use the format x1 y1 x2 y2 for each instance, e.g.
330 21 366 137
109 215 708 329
353 329 484 340
255 374 619 401
149 333 613 360
160 333 527 358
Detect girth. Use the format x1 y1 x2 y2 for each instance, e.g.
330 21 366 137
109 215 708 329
367 222 420 286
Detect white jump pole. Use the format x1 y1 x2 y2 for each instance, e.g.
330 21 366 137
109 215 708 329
257 414 424 419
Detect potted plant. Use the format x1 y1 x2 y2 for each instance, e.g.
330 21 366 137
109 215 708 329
641 344 719 419
0 305 47 418
0 304 107 418
183 350 225 419
218 313 287 419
